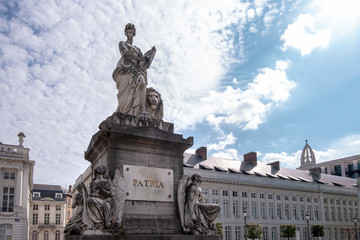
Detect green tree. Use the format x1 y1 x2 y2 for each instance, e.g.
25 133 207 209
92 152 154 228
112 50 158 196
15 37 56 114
280 224 296 240
311 225 325 240
215 222 223 236
246 224 263 240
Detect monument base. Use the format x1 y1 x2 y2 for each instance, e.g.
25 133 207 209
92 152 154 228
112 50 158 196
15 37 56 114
65 234 222 240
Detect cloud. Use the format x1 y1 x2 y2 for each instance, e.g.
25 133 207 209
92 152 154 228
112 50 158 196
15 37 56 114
212 148 240 160
199 60 296 130
281 14 331 56
208 133 236 151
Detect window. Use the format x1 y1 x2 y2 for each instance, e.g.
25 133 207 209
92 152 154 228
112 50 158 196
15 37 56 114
292 196 296 201
3 172 15 180
276 195 281 200
33 192 40 197
314 198 318 203
333 164 342 176
330 199 334 204
284 196 289 201
299 197 304 202
261 202 266 219
44 213 50 225
285 204 289 219
324 199 328 204
242 192 247 198
315 206 320 220
268 194 273 200
56 205 61 211
269 203 274 219
55 193 63 198
223 190 228 196
225 226 231 240
2 187 14 212
300 205 305 220
235 226 241 240
0 224 12 240
331 207 335 221
67 199 71 206
271 227 277 240
343 208 348 221
45 205 50 211
33 213 38 225
33 204 38 211
44 230 49 240
307 198 311 203
213 200 220 217
325 167 328 174
277 204 282 219
325 207 329 221
251 193 256 198
252 202 257 218
56 213 61 225
233 201 240 218
212 189 218 196
232 191 238 197
263 227 268 240
293 205 298 220
242 201 248 214
337 207 342 221
223 201 230 218
32 230 38 240
260 194 264 199
55 230 61 240
202 188 208 195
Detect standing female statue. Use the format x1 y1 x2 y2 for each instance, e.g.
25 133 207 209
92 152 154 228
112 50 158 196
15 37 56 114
112 23 156 116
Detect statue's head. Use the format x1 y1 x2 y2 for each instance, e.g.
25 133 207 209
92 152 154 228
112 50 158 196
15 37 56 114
124 23 136 37
94 165 108 179
146 87 163 119
191 174 203 183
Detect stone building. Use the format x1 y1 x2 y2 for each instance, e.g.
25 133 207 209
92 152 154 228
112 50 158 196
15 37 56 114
184 144 359 240
29 184 66 240
0 133 35 240
64 186 73 225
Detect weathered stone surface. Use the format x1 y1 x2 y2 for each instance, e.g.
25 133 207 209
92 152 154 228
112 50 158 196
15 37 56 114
84 118 193 235
65 234 222 240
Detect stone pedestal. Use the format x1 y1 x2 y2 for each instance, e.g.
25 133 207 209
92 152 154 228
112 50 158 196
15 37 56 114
84 114 193 235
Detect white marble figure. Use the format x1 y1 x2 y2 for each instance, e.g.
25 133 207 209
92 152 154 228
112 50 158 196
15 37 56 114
178 174 221 235
112 23 156 117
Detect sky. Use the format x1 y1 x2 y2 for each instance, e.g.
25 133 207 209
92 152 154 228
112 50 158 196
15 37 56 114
1 0 360 187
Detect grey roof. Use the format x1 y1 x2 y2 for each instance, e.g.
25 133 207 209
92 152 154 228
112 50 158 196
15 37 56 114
32 184 65 202
184 153 357 189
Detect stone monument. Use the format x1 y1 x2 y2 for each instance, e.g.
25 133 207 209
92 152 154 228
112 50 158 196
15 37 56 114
65 23 221 240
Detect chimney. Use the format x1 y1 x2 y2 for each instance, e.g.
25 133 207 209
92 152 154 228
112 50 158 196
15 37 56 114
196 147 207 160
244 152 257 166
68 185 72 193
267 161 280 170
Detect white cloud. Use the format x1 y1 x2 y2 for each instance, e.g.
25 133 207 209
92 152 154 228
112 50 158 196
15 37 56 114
212 148 240 160
281 14 331 56
208 133 236 151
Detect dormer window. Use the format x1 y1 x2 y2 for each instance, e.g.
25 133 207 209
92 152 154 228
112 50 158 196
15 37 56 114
33 192 41 197
55 193 63 198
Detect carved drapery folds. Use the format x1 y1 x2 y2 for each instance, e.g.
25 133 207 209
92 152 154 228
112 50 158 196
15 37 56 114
178 174 221 235
65 166 125 235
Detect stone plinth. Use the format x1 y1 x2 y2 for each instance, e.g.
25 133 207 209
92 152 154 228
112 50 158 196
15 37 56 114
84 113 193 235
66 234 222 240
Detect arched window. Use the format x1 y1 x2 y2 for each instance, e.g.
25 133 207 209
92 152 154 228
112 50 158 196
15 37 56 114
32 230 38 240
44 230 49 240
55 230 61 240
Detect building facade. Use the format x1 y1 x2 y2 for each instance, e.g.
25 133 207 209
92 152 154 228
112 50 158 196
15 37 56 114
29 184 66 240
0 133 35 240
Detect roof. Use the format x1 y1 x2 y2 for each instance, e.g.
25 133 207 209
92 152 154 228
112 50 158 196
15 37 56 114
32 184 66 202
183 153 357 189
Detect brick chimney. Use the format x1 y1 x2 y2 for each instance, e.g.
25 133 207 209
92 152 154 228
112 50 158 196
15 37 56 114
244 152 257 166
267 161 280 170
68 185 72 193
196 147 207 160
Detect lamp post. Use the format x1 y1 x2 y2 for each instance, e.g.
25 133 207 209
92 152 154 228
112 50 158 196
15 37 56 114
354 217 358 240
243 208 248 240
305 212 311 240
